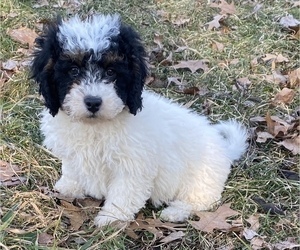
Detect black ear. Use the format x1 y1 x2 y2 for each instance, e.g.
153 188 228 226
118 24 148 115
31 18 62 116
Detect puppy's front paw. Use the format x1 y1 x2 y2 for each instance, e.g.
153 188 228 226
94 210 133 227
160 206 190 222
55 176 85 198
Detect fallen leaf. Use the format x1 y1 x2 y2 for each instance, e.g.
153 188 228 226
273 238 300 250
290 29 300 40
277 136 300 155
156 10 170 22
172 60 209 73
159 52 173 66
291 1 300 7
245 214 260 231
59 200 87 230
126 214 186 241
242 228 259 241
265 70 288 85
160 231 185 244
288 68 300 88
0 160 26 187
279 169 300 181
174 46 188 53
167 77 186 87
211 40 224 52
279 14 300 28
265 112 276 135
7 27 38 48
250 236 270 250
273 87 295 105
210 0 236 15
172 17 190 26
251 57 259 68
153 33 163 49
38 232 53 245
235 77 251 92
252 197 285 215
256 131 274 143
182 86 201 95
32 0 49 8
2 59 19 71
189 203 240 233
206 15 226 30
262 53 289 63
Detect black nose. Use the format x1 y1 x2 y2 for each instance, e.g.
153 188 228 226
84 96 102 113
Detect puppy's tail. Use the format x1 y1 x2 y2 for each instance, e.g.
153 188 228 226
214 120 248 162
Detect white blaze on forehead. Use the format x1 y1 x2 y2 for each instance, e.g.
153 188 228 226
57 14 121 54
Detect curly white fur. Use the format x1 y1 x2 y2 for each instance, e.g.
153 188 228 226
57 14 120 56
41 90 248 227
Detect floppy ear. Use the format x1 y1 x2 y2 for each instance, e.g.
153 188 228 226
118 24 148 115
31 18 62 116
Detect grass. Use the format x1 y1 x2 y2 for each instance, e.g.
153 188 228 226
1 0 299 249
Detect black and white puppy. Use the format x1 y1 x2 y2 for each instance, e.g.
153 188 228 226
31 14 248 227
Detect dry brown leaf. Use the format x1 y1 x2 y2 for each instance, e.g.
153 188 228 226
279 14 300 28
160 52 173 66
167 77 186 87
242 228 259 241
265 70 288 85
2 59 19 71
153 33 163 49
273 87 295 105
126 214 186 240
210 0 236 15
0 160 26 187
174 46 188 53
156 9 170 22
277 136 300 155
235 77 251 92
189 203 240 233
206 15 226 30
273 238 300 250
7 27 38 48
160 231 185 244
265 112 276 135
291 1 300 7
262 53 289 63
211 40 224 52
251 57 259 68
288 68 300 88
59 200 87 230
172 17 190 26
245 214 260 231
290 29 300 40
256 131 274 143
32 0 49 8
182 86 201 95
250 236 270 250
172 60 209 73
38 232 54 245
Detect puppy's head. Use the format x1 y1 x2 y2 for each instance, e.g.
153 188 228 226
31 14 148 121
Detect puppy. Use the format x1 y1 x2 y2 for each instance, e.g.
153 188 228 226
31 14 248 227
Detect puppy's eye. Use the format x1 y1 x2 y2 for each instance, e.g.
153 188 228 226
105 68 116 77
69 67 80 77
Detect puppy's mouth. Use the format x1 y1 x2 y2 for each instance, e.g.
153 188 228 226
87 113 98 119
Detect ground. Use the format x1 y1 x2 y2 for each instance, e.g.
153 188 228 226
0 0 299 249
